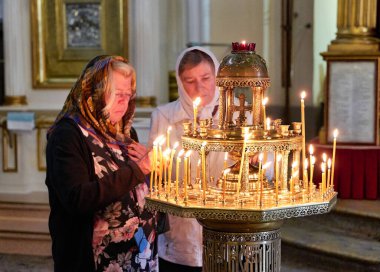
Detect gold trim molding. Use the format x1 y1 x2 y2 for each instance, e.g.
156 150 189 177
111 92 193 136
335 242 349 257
135 96 156 107
4 96 28 106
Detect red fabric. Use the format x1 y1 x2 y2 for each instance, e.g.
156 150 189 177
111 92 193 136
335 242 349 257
311 139 379 200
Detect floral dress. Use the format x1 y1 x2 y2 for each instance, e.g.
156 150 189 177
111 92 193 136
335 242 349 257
78 125 158 272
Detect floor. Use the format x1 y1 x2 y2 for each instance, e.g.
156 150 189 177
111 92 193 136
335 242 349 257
0 199 378 271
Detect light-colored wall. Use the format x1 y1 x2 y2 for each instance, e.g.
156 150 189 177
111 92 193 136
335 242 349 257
313 0 338 105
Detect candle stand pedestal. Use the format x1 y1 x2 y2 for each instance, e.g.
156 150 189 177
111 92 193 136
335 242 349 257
146 193 336 271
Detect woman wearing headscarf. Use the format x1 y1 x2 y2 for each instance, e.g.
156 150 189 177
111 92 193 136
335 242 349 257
46 55 158 272
148 47 225 271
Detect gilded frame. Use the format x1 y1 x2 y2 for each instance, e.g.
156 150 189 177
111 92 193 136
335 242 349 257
31 0 128 88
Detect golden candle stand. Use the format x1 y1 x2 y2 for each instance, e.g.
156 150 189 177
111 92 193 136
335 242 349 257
146 42 337 271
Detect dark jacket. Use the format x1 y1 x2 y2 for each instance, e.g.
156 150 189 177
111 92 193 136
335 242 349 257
45 118 144 272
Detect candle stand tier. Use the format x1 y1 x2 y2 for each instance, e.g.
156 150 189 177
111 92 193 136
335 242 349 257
146 193 337 271
146 42 337 271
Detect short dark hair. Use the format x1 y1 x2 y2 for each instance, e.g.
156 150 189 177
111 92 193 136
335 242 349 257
178 49 215 75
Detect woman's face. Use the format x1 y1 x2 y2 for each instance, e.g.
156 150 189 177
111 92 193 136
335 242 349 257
180 61 215 106
105 70 132 124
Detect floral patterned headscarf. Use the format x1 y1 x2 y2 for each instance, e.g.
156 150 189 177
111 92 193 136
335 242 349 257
49 55 136 145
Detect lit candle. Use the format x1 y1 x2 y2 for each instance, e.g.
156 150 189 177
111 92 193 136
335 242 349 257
321 162 326 197
303 158 309 190
158 138 165 194
262 97 268 130
196 159 201 180
327 158 332 190
260 161 272 207
300 91 306 177
322 153 327 194
175 149 185 199
309 144 314 194
237 128 251 195
163 149 170 189
166 126 172 148
331 129 338 188
240 40 247 50
153 135 164 192
193 97 201 135
309 155 316 195
183 152 188 200
168 142 179 195
224 152 228 169
266 117 271 131
223 168 230 202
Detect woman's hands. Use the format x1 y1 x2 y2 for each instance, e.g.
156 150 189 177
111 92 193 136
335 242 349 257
126 142 151 175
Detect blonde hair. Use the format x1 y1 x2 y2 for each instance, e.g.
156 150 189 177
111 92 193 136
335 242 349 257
103 60 136 112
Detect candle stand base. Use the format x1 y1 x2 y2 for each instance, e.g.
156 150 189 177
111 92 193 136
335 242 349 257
201 220 282 272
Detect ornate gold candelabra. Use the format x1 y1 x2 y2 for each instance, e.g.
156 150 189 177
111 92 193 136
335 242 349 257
146 42 337 272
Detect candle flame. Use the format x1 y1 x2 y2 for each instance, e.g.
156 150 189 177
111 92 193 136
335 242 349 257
258 153 264 161
224 152 228 160
241 40 246 45
327 158 332 168
177 149 185 158
185 150 192 157
322 153 327 162
159 137 166 146
300 91 306 100
277 154 282 162
292 161 298 168
202 141 207 147
304 158 308 169
173 141 179 150
224 168 231 175
167 126 172 132
193 97 201 107
164 149 171 157
262 97 268 106
321 162 326 172
153 134 164 145
333 129 339 138
309 144 314 155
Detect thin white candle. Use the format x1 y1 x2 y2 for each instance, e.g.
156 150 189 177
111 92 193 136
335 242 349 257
321 162 326 196
224 152 228 169
327 158 332 190
309 155 316 195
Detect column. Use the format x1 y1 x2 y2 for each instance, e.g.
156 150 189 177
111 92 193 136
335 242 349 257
129 0 167 107
329 0 379 51
3 0 29 105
